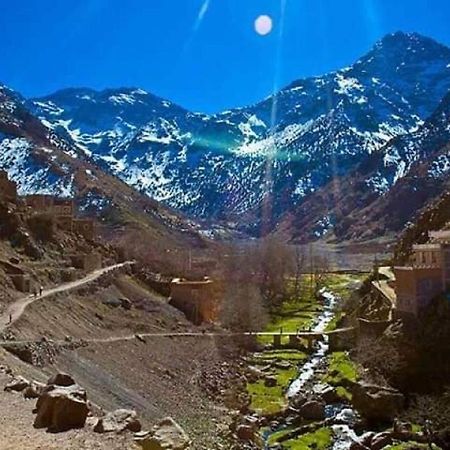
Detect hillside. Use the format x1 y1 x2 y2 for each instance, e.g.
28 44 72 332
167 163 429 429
0 84 210 266
277 90 450 243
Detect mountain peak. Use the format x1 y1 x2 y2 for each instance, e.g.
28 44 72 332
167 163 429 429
374 31 450 55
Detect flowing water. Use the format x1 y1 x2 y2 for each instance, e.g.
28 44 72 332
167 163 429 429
264 288 360 449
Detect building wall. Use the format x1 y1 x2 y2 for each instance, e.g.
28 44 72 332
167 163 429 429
70 253 102 271
53 199 74 217
442 245 450 290
394 266 442 316
0 171 17 202
170 280 218 324
73 219 95 240
24 194 54 210
411 245 441 266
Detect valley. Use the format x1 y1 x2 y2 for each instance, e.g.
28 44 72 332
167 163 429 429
0 15 449 450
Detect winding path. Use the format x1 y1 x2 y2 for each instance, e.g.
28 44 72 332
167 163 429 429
0 261 134 332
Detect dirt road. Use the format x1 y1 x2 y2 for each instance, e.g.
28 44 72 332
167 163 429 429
0 262 133 332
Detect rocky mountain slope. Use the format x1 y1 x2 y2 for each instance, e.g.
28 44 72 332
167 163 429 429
278 90 450 242
27 32 450 239
0 84 207 254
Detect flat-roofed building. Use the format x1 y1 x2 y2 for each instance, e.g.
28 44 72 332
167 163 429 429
394 228 450 317
169 277 219 324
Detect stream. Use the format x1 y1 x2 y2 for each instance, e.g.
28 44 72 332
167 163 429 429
263 288 360 450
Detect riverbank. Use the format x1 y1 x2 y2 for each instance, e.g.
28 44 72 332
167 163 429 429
243 273 364 449
238 271 446 450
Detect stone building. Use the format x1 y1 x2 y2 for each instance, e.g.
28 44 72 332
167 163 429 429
70 253 102 271
23 194 54 211
24 194 96 239
73 218 95 241
169 277 219 324
0 170 17 202
394 229 450 317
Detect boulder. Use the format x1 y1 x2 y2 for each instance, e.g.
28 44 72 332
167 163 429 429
299 400 326 420
290 391 307 410
264 376 277 387
236 424 255 441
47 372 76 387
273 360 292 370
4 375 29 392
352 382 404 422
135 417 190 450
370 431 393 450
102 297 121 308
120 297 132 310
393 419 412 435
313 384 341 404
94 409 141 433
23 381 46 399
34 384 89 432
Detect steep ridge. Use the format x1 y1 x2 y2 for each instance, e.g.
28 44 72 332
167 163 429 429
278 90 450 242
27 32 450 236
0 85 207 251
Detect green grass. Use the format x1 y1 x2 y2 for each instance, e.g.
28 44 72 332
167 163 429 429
247 366 298 415
252 349 308 363
385 443 441 450
259 278 322 345
268 427 333 450
322 351 358 400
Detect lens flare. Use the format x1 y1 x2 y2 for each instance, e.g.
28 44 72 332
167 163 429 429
254 15 273 36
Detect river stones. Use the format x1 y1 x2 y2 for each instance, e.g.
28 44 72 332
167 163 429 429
299 400 326 420
351 382 404 422
94 408 141 433
264 375 278 387
4 375 29 392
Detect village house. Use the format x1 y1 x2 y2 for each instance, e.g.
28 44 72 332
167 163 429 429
0 170 17 203
394 228 450 317
169 277 219 324
24 193 96 240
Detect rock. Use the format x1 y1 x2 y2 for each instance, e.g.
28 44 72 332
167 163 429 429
3 344 33 364
23 381 46 399
94 409 141 433
4 375 29 392
120 297 132 310
246 366 266 382
47 372 76 387
349 442 369 450
393 418 412 434
314 384 341 404
299 400 326 420
135 417 190 450
290 392 307 410
273 360 292 370
236 424 255 441
102 297 121 308
34 384 89 432
370 431 393 450
352 382 404 422
264 376 277 387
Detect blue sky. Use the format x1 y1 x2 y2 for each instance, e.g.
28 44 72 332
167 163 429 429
1 0 450 113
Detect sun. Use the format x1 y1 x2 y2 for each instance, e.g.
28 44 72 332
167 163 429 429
254 15 273 36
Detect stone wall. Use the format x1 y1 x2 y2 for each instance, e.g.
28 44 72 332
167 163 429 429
0 170 17 202
169 278 218 324
70 253 102 271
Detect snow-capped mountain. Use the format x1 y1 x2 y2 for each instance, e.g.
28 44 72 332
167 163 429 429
0 84 206 245
278 89 450 242
27 32 450 235
1 31 448 241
